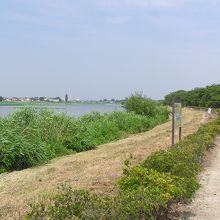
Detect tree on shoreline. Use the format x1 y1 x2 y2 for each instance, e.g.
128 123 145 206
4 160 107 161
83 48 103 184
65 94 68 103
123 92 169 119
0 96 3 102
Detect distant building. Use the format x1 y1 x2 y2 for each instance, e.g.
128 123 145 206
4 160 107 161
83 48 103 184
20 98 31 102
48 98 61 103
11 97 19 101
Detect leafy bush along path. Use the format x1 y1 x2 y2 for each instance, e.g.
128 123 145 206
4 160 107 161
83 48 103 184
0 108 213 219
175 135 220 220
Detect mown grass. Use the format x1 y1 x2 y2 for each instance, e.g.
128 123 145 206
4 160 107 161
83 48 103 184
26 111 220 220
0 106 169 173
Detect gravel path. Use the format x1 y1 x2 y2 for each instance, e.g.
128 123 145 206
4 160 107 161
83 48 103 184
179 135 220 220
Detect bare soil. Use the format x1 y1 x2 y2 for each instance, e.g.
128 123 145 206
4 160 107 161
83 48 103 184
0 108 214 219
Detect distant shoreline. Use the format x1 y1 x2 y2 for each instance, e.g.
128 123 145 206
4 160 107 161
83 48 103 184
0 101 123 107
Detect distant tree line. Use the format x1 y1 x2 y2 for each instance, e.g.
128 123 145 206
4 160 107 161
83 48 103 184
0 96 3 102
164 84 220 108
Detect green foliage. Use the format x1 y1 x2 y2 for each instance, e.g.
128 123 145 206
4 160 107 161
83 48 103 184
164 84 220 108
123 92 169 119
119 166 185 197
28 185 180 220
27 112 220 219
65 94 68 102
0 105 168 172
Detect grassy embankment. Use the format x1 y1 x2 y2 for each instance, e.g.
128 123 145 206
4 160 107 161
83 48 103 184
0 101 169 173
26 111 220 220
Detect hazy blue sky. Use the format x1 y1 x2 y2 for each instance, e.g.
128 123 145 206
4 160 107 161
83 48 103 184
0 0 220 100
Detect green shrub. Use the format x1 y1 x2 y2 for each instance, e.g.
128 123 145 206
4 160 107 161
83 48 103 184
27 182 183 220
123 92 169 119
142 149 201 179
27 188 114 220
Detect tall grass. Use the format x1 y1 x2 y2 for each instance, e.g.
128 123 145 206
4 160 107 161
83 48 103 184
0 107 169 173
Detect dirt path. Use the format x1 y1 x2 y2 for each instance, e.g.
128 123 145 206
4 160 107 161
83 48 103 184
0 108 213 219
177 135 220 220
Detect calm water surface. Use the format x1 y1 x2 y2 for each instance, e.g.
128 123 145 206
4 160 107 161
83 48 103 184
0 103 124 117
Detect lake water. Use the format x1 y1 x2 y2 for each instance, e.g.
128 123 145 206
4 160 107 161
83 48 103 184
0 103 124 117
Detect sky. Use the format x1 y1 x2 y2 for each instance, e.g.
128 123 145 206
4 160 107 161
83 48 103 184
0 0 220 100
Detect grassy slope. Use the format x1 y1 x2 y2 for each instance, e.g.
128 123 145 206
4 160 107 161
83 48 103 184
0 108 215 219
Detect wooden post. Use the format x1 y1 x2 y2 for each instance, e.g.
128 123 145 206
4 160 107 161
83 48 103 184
179 127 182 141
172 102 175 145
172 99 182 145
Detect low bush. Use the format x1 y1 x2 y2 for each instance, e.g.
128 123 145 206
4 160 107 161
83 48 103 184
27 175 185 220
27 111 220 219
123 92 169 119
